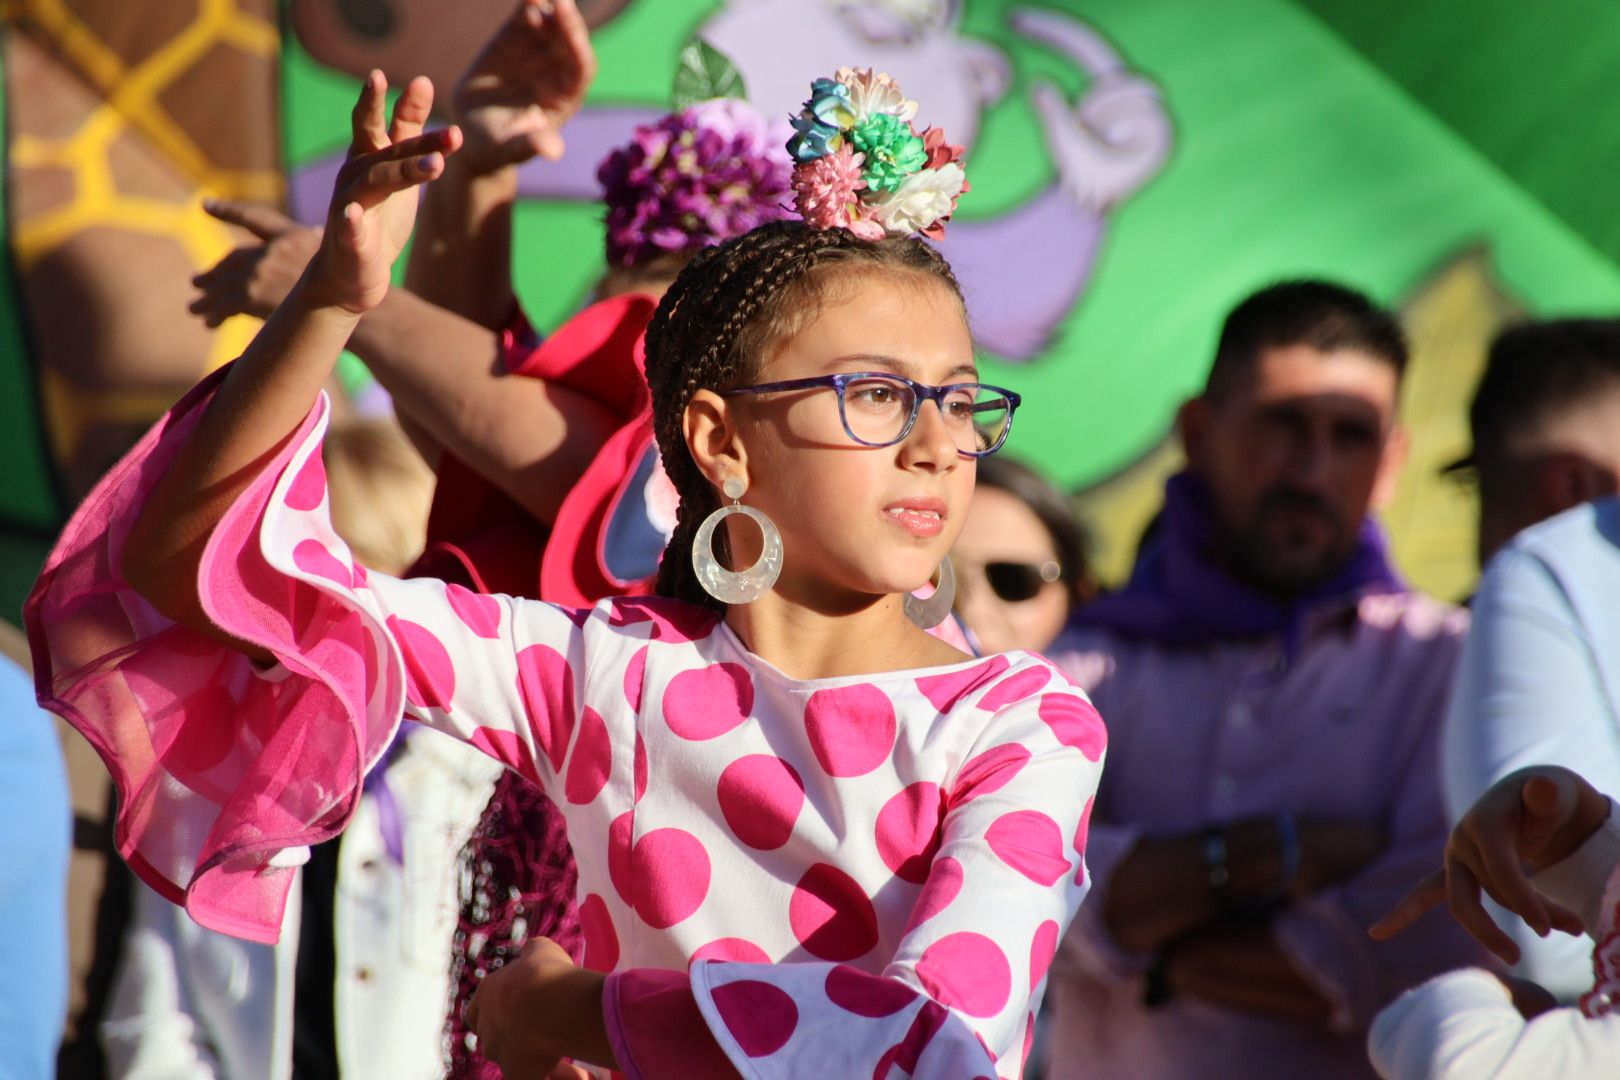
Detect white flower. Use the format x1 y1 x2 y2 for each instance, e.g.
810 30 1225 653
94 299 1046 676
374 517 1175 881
869 163 966 235
834 67 919 124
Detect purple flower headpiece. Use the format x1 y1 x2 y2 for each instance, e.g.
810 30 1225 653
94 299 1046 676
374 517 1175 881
596 99 798 269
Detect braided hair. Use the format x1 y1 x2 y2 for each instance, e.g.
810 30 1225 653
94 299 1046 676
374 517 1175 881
643 220 964 610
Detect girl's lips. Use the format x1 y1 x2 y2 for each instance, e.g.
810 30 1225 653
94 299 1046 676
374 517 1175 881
883 498 946 538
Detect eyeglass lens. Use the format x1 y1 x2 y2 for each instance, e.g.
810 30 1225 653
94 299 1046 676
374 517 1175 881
839 376 1012 455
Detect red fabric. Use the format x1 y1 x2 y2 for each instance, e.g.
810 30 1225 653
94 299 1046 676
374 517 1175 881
416 293 657 602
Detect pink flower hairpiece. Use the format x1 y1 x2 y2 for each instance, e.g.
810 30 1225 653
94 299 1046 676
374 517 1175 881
787 67 968 241
596 98 798 269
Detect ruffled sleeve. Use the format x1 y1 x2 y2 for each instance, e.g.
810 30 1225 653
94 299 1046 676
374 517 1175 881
603 674 1107 1079
27 373 588 944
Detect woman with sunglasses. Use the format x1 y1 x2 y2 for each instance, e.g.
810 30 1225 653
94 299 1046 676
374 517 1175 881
952 455 1098 655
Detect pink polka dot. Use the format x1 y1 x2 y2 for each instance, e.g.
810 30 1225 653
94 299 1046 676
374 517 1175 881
1029 920 1060 990
578 893 619 972
564 707 611 805
1074 795 1094 885
609 596 719 642
607 811 635 906
692 937 771 964
717 755 805 851
985 810 1071 886
824 965 917 1018
1039 693 1106 761
388 616 455 711
446 582 501 638
632 828 711 929
804 683 896 778
789 863 878 961
624 645 648 712
515 644 577 772
285 450 327 510
351 562 368 586
948 743 1031 808
469 727 540 786
711 980 798 1058
978 666 1053 712
293 539 352 588
662 663 753 740
915 655 1010 712
875 782 944 884
905 856 964 933
633 732 648 803
916 932 1011 1018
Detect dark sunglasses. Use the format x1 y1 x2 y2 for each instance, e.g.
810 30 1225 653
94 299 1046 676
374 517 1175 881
980 560 1063 603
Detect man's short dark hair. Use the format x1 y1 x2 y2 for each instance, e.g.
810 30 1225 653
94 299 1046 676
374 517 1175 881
1205 280 1409 401
1466 319 1620 468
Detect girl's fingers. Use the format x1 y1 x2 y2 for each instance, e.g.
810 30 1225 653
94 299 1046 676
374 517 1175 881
388 75 435 145
1471 823 1552 936
348 152 443 206
334 132 456 208
1368 869 1445 940
203 199 292 240
550 0 596 77
349 70 390 157
1449 861 1520 965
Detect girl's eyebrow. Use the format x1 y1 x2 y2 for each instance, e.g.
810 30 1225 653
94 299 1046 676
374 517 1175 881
823 353 982 380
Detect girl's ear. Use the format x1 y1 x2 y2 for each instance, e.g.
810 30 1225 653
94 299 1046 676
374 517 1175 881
684 389 749 490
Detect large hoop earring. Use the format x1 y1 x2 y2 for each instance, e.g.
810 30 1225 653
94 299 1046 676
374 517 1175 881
691 477 783 604
904 557 956 629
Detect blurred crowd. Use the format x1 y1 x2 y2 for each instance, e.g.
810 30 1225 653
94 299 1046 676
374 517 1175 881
7 3 1620 1079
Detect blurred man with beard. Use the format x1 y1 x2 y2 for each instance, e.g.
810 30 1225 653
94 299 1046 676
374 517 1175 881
1043 282 1485 1078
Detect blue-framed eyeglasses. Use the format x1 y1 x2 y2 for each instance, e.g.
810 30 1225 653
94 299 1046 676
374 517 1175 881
724 372 1021 458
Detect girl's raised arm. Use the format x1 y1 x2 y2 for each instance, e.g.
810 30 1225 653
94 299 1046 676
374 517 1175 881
123 73 461 647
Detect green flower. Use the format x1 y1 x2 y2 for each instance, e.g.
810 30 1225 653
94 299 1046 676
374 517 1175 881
849 113 926 193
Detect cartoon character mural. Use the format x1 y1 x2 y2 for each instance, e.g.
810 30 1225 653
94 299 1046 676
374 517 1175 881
287 0 1173 364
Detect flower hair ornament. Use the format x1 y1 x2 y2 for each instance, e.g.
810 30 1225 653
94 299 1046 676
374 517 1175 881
789 67 969 240
596 43 798 268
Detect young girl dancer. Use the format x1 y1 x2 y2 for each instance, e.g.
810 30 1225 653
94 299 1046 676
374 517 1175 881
30 71 1105 1078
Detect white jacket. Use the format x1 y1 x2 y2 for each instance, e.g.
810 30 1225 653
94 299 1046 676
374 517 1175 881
102 730 503 1079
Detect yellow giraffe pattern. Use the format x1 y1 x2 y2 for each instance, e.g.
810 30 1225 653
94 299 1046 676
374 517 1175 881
7 0 285 456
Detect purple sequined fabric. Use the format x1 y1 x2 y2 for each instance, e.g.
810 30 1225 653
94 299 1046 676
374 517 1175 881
445 770 583 1078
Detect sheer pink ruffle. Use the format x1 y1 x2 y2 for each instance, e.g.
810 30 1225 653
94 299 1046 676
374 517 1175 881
26 371 401 943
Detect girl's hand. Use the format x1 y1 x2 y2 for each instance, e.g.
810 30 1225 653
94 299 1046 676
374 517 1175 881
190 202 321 325
304 71 462 316
453 0 595 174
1370 765 1609 962
466 936 614 1076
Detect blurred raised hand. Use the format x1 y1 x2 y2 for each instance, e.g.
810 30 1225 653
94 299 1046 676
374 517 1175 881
1370 765 1609 963
305 71 462 315
190 202 321 326
453 0 596 175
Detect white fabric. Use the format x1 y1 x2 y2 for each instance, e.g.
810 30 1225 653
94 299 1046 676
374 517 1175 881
1443 496 1620 999
100 731 501 1079
1368 803 1620 1079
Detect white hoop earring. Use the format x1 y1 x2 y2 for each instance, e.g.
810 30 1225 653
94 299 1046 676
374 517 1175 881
691 477 783 604
904 557 956 629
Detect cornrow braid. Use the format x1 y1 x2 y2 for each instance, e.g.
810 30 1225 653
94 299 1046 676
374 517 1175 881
643 220 963 611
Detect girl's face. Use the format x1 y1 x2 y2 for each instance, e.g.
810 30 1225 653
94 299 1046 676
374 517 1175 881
697 272 978 610
950 486 1070 654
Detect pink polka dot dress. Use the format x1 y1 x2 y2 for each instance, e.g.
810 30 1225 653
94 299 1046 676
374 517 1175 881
28 378 1107 1079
